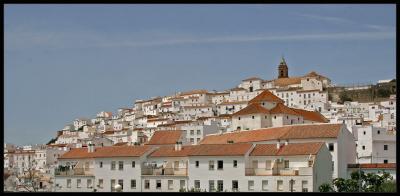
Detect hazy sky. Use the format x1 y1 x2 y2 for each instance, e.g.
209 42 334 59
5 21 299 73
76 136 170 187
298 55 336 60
4 4 396 145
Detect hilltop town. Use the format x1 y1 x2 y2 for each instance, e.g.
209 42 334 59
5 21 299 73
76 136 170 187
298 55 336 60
4 58 396 192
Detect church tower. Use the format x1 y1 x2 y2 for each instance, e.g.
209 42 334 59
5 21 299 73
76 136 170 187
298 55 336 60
278 56 288 78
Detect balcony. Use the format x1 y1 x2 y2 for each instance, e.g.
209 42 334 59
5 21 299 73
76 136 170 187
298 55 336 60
141 167 188 176
55 168 94 176
245 167 312 176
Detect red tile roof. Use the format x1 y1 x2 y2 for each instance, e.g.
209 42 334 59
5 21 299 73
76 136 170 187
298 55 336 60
270 103 299 116
291 108 329 123
273 77 302 86
200 124 342 144
250 142 324 156
149 145 197 157
189 143 253 156
59 146 153 159
249 90 284 104
149 143 253 157
348 163 396 169
146 130 183 145
232 103 270 116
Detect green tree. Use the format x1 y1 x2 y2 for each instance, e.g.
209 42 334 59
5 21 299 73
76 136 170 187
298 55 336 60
339 91 352 103
319 171 394 192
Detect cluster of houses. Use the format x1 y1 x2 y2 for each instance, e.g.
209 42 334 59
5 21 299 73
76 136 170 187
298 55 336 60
4 58 396 192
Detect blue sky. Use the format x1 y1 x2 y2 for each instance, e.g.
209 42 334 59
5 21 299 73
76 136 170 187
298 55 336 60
4 4 396 145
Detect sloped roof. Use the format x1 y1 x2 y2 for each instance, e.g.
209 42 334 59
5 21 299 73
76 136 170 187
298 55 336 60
232 103 270 116
248 90 284 104
189 143 253 156
273 77 302 86
242 77 262 81
200 124 342 144
59 146 153 159
146 130 183 145
291 108 329 123
149 145 197 157
270 103 299 116
250 142 324 156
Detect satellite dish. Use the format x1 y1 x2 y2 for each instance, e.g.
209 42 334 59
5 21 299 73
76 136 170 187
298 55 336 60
114 184 122 192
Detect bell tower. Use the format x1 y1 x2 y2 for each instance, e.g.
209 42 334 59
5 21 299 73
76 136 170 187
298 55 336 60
278 56 288 78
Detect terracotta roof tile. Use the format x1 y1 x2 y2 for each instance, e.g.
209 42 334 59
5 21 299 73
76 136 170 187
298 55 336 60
146 130 183 145
200 124 342 144
274 77 302 86
250 142 324 156
180 89 208 96
230 87 247 91
59 146 153 159
149 145 196 157
291 108 329 123
189 143 253 156
249 90 284 104
232 103 270 116
149 143 253 157
270 103 299 116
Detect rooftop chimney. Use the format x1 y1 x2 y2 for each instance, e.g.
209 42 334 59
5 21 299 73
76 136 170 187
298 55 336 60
88 143 95 153
174 141 182 151
284 140 289 146
276 141 280 149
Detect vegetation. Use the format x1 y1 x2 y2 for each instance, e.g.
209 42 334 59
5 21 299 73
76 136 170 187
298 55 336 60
319 171 395 192
46 138 57 145
339 91 353 103
377 88 391 98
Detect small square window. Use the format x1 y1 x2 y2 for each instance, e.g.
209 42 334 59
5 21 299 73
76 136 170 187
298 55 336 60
195 161 199 168
384 160 388 164
362 146 365 150
233 160 237 168
328 143 334 151
384 145 388 150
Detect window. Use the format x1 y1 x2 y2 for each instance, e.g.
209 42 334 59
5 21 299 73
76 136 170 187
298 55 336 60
217 160 223 170
98 179 103 189
194 180 200 189
284 160 289 168
384 145 388 150
377 130 380 134
197 138 200 143
277 180 283 191
302 181 308 192
99 161 103 168
332 162 334 171
362 146 365 150
289 180 295 191
190 130 194 135
384 160 388 164
118 161 124 170
190 138 194 144
232 180 238 191
111 161 116 170
238 117 241 120
248 180 254 190
129 179 136 189
118 179 123 190
197 130 201 135
67 179 71 188
132 161 135 168
274 116 276 119
252 116 255 119
209 180 215 192
168 180 173 190
233 160 237 168
180 180 185 189
144 180 150 189
209 160 214 170
217 180 223 192
262 180 268 191
87 179 92 188
110 179 116 191
328 143 334 151
363 131 366 135
77 179 81 188
156 180 161 189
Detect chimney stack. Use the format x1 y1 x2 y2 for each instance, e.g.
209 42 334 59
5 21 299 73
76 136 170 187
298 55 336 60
276 141 280 149
88 143 95 153
175 141 182 151
284 140 288 146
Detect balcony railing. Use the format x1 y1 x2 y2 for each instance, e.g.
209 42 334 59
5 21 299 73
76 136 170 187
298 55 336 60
55 168 94 176
245 167 312 176
141 167 188 176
